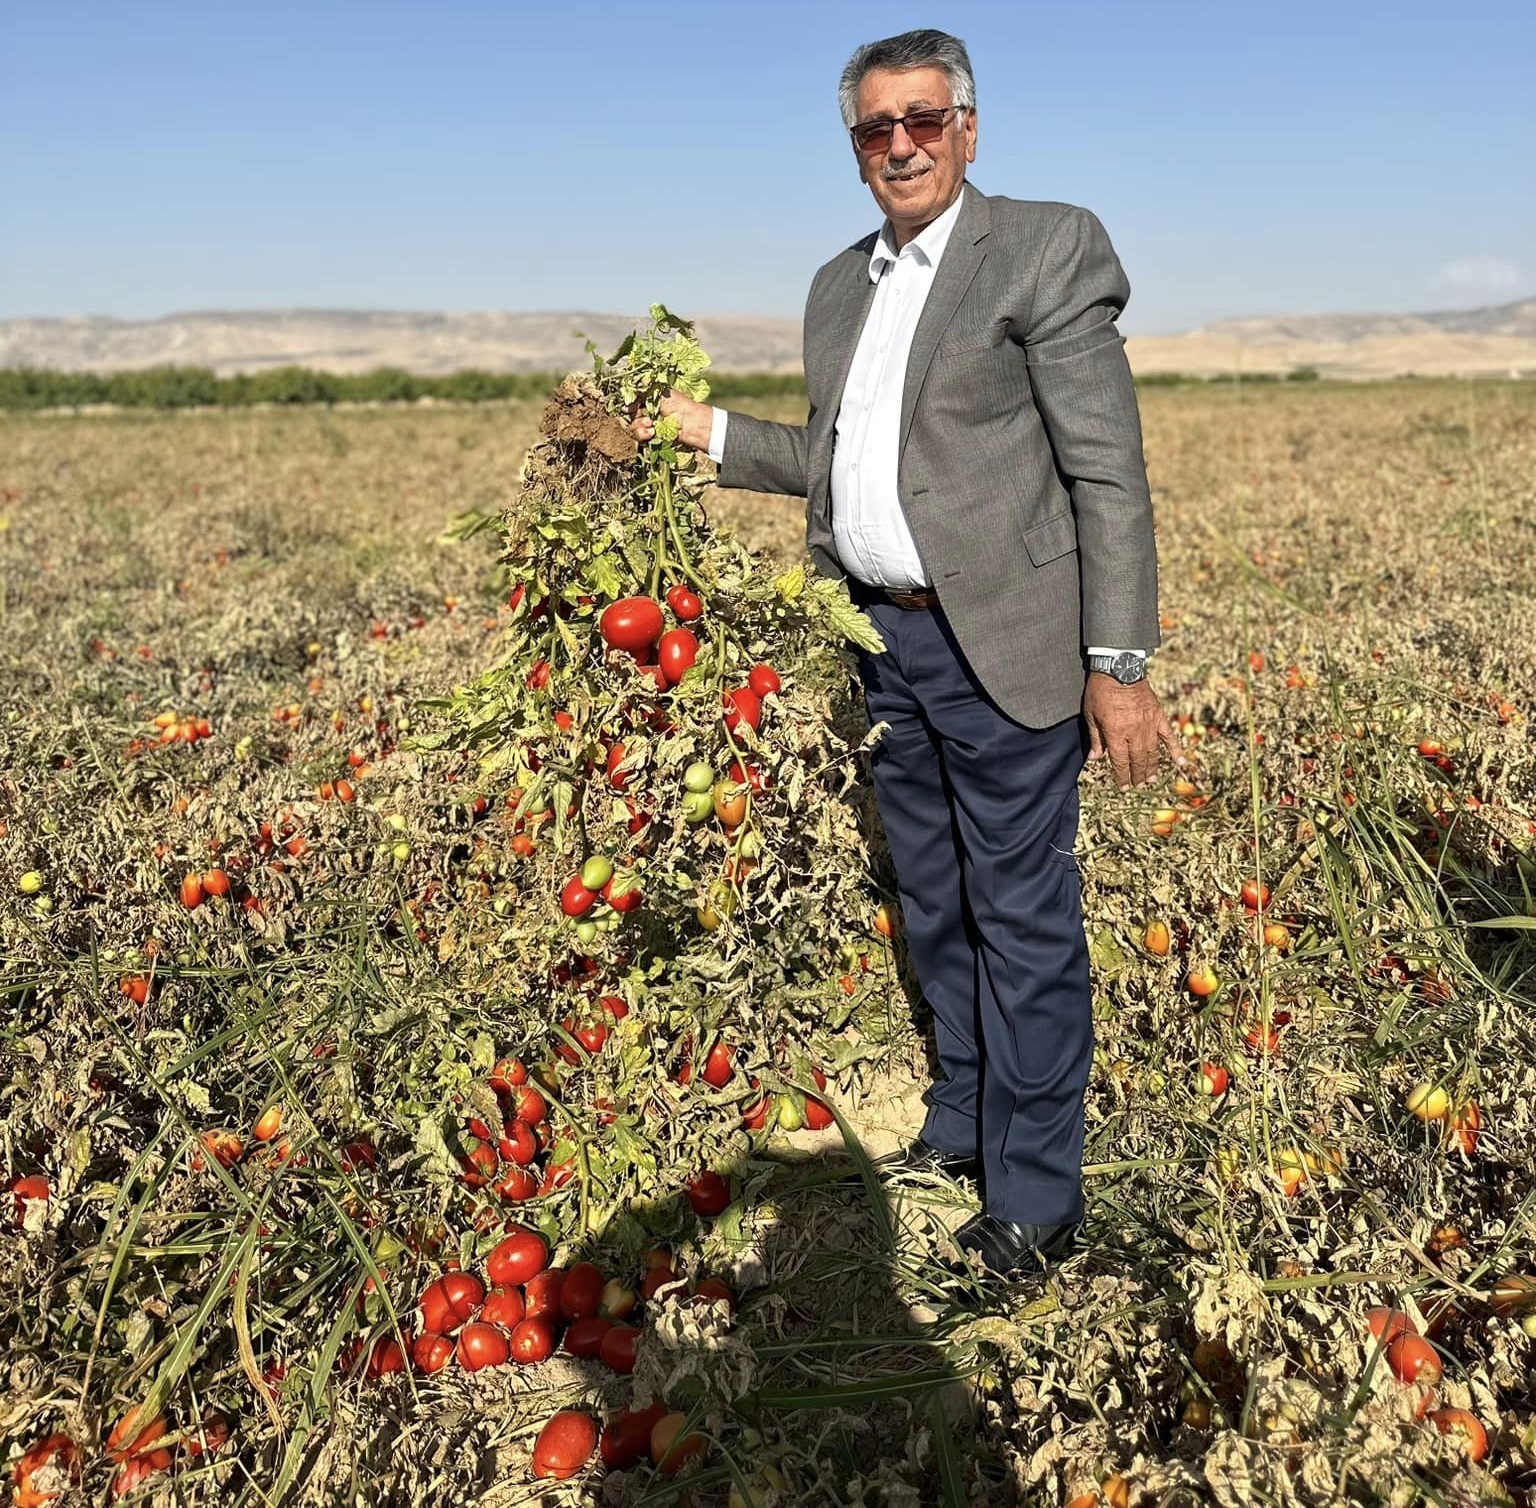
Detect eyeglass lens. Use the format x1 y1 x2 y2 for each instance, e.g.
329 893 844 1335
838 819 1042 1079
853 108 952 152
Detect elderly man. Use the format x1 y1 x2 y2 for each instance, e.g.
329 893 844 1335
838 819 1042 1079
634 27 1182 1279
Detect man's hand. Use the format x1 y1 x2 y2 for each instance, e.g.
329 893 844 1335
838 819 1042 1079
628 390 714 451
1083 674 1186 789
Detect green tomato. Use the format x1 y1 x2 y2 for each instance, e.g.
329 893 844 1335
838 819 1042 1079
580 855 614 891
776 1096 804 1132
391 841 412 862
17 871 43 895
682 790 715 825
737 829 763 862
683 761 716 795
386 813 408 832
575 920 599 945
33 896 54 916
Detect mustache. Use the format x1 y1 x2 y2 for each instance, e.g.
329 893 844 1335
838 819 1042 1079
881 156 932 181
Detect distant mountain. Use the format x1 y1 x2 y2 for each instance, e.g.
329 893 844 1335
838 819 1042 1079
2 298 1533 380
1127 297 1536 378
0 309 805 377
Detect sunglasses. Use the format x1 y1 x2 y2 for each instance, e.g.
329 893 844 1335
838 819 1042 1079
849 104 967 154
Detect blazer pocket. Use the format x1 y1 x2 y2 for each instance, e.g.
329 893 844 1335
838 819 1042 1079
1023 509 1078 567
935 321 1007 359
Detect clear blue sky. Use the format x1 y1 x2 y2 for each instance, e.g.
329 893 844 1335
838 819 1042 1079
4 0 1532 334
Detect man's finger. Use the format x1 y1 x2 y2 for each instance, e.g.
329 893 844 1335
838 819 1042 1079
1108 735 1133 789
1086 714 1105 760
1128 735 1158 788
1158 719 1187 769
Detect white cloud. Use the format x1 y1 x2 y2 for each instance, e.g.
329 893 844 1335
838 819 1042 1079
1434 255 1523 297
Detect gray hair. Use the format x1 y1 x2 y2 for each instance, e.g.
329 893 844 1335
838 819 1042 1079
838 28 976 128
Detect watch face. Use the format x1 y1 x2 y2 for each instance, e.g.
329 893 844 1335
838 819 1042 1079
1112 653 1143 683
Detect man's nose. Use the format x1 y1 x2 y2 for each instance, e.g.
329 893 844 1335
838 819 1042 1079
887 119 916 157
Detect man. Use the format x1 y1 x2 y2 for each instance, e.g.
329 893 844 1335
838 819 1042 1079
632 28 1183 1279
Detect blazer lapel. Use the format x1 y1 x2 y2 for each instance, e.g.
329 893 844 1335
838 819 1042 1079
899 182 991 453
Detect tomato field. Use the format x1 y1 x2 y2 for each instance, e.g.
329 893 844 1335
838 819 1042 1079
3 342 1536 1507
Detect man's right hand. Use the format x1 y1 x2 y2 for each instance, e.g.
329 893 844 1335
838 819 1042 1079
628 390 714 451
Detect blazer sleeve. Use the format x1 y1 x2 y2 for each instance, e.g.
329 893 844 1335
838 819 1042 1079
717 410 812 498
1024 207 1161 651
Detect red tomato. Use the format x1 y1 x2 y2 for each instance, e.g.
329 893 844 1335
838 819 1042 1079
531 1409 598 1481
526 659 551 690
727 758 767 794
478 1287 526 1330
106 1407 168 1462
804 1067 836 1130
600 1403 668 1469
1386 1332 1442 1386
748 663 782 698
12 1432 81 1506
10 1174 49 1226
498 1119 538 1166
722 686 762 734
598 597 664 654
110 1450 172 1499
657 628 700 685
419 1273 485 1335
687 1170 731 1216
521 1267 565 1322
562 1315 615 1359
459 1138 499 1188
1239 879 1271 910
599 1323 641 1374
691 1276 735 1311
178 873 204 909
487 1226 548 1287
560 1262 605 1320
602 872 644 913
559 875 597 917
512 1085 547 1125
456 1321 510 1371
490 1057 527 1096
509 1316 557 1365
650 1412 706 1475
411 1332 454 1374
700 1040 735 1088
605 741 633 790
1366 1307 1415 1345
494 1165 538 1201
665 584 703 622
367 1337 407 1378
598 994 629 1021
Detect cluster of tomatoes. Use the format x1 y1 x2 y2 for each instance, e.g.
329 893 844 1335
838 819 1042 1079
453 1051 581 1204
1364 1306 1492 1463
10 1406 229 1505
380 1224 723 1481
672 1036 837 1137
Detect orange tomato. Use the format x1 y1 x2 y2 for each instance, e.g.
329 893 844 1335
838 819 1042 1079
1385 1332 1442 1386
1427 1407 1488 1462
1185 966 1219 998
1142 920 1171 956
178 873 205 909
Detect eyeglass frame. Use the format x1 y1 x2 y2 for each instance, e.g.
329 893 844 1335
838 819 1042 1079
847 103 971 155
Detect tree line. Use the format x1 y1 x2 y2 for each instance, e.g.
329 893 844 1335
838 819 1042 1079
0 363 1327 412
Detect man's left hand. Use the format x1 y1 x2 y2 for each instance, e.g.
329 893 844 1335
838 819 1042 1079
1083 675 1186 789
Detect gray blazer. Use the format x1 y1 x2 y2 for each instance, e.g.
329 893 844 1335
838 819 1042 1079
718 181 1161 729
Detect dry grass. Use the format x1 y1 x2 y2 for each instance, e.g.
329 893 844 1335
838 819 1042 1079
2 380 1535 1506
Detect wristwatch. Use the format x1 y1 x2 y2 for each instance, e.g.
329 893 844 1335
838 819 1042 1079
1087 650 1147 686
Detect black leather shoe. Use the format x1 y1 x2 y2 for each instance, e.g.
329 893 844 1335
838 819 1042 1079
953 1211 1080 1278
873 1137 980 1182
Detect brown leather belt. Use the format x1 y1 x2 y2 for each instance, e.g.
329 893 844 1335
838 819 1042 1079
849 580 940 611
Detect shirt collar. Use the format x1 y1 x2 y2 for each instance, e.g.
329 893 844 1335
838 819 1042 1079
868 186 967 283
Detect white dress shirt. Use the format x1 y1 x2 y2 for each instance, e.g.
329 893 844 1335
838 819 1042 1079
706 194 1147 662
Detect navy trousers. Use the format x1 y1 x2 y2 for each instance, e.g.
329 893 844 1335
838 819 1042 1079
856 599 1092 1227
